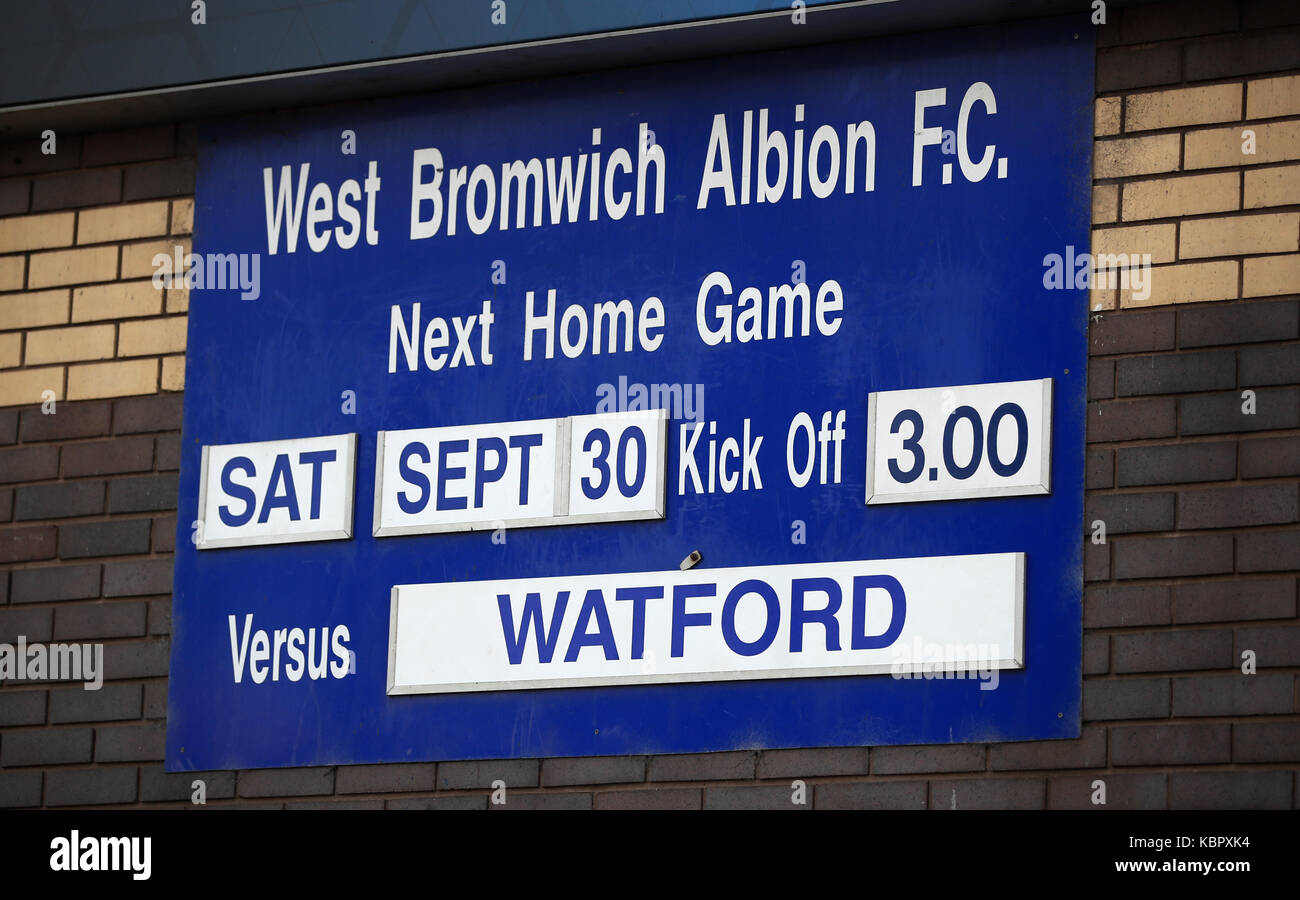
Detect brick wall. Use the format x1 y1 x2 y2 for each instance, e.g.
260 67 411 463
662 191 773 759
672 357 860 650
0 0 1297 809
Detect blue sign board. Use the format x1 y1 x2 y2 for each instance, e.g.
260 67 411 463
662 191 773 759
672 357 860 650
169 15 1093 770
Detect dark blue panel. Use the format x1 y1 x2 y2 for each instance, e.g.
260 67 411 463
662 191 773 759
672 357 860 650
168 15 1093 770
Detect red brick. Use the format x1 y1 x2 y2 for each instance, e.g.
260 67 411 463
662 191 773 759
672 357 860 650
1240 436 1300 479
1048 774 1166 810
0 136 83 176
541 756 645 787
1232 722 1300 763
647 751 755 782
1169 771 1291 809
1117 441 1236 487
1178 483 1298 530
31 169 122 211
19 402 111 442
44 767 137 807
113 394 183 434
1088 448 1114 488
1085 634 1110 674
1083 678 1170 720
436 759 539 790
0 524 56 563
491 791 591 810
1174 576 1297 623
1 728 93 766
122 159 195 201
989 727 1107 771
1090 308 1175 355
757 747 867 778
1235 624 1300 666
0 771 43 808
140 767 235 803
1084 583 1171 628
49 684 142 724
237 766 334 798
1179 388 1299 435
1112 533 1233 579
1172 673 1294 716
1110 723 1230 765
1119 0 1239 42
52 601 147 640
1087 398 1177 442
1096 44 1182 92
57 519 150 558
60 436 153 477
594 788 701 810
387 796 486 810
94 722 166 762
931 778 1044 810
13 481 104 520
704 785 807 810
335 764 435 794
1178 299 1298 348
1185 28 1300 80
1238 528 1300 572
871 744 985 775
1086 492 1175 534
1112 628 1233 672
1116 350 1235 396
0 446 59 483
815 781 928 809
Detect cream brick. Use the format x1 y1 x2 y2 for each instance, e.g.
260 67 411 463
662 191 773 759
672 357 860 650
118 316 187 357
27 245 117 288
1125 84 1242 133
0 366 63 407
1246 74 1300 120
1094 133 1181 179
121 238 189 279
0 212 75 253
0 332 20 368
77 201 169 245
1185 121 1300 169
1244 254 1300 297
1091 223 1177 264
66 358 157 401
1095 97 1121 137
25 324 116 365
1092 184 1119 224
161 355 185 391
1121 172 1239 221
171 198 194 235
71 280 163 322
166 285 188 313
0 289 69 330
0 256 23 291
1180 213 1300 259
1090 286 1116 311
1244 164 1300 209
1120 260 1238 307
